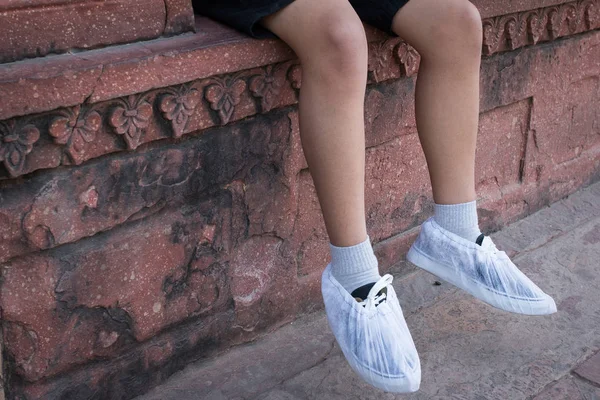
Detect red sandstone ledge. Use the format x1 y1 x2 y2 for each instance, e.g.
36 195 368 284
1 0 598 122
0 0 195 64
473 0 573 16
0 17 307 122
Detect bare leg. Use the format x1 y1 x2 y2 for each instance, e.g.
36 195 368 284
398 0 557 318
391 0 483 205
261 0 369 247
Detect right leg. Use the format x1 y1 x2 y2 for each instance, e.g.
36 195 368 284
262 0 384 295
261 0 369 249
261 7 421 391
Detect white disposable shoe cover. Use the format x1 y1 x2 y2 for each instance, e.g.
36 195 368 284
321 265 421 393
407 217 557 315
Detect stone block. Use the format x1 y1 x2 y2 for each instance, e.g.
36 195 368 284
0 111 300 263
364 78 417 149
0 0 175 64
476 99 530 190
574 351 600 386
0 200 235 382
290 170 328 278
472 0 572 18
165 0 196 35
229 236 298 331
11 309 238 399
365 133 431 241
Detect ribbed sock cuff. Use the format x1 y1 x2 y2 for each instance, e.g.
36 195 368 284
434 200 481 241
329 236 378 275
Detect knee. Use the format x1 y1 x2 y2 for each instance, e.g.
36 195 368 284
426 0 483 60
303 13 368 79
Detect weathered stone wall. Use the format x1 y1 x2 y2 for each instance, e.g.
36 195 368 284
0 0 599 398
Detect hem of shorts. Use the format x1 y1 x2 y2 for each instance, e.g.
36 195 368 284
247 0 298 38
379 0 411 35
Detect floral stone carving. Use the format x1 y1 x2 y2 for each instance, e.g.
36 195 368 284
109 95 153 150
159 85 202 138
0 120 40 176
49 106 101 164
204 75 247 125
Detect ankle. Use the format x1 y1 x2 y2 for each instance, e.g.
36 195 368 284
433 200 482 242
329 236 380 293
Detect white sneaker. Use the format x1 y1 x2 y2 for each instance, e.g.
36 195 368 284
321 265 421 393
407 217 557 315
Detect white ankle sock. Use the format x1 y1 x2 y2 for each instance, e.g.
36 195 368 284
433 200 482 242
329 237 381 294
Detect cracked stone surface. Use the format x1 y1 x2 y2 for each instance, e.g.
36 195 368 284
137 181 600 400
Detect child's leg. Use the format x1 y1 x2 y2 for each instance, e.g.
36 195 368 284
392 0 482 205
262 0 369 248
396 0 558 315
261 3 421 391
391 0 483 241
261 0 380 293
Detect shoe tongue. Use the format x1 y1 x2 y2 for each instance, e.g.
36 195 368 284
350 282 376 302
350 282 387 303
475 233 485 246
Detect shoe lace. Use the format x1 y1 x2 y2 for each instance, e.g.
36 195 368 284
364 274 393 310
482 237 509 260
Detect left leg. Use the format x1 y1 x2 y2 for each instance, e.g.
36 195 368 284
391 0 481 207
390 0 483 243
390 0 557 315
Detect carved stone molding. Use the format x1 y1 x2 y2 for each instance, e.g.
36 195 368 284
0 120 40 177
204 75 247 126
367 38 421 84
249 64 286 113
49 106 101 165
483 0 599 55
109 95 153 150
287 64 303 90
158 85 202 138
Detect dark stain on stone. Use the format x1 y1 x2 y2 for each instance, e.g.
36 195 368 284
558 295 583 318
582 224 600 245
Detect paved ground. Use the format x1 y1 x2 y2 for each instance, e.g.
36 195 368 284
137 182 600 400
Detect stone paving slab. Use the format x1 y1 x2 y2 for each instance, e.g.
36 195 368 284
574 352 600 388
532 374 600 400
137 181 600 400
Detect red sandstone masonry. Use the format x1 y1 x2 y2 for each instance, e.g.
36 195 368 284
0 0 195 64
0 1 600 399
0 1 598 180
1 0 598 122
472 0 596 20
1 32 599 394
2 30 600 264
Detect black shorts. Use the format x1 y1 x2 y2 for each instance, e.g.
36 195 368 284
192 0 410 38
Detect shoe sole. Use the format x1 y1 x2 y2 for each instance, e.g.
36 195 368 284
339 333 421 393
406 245 557 316
350 360 421 393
